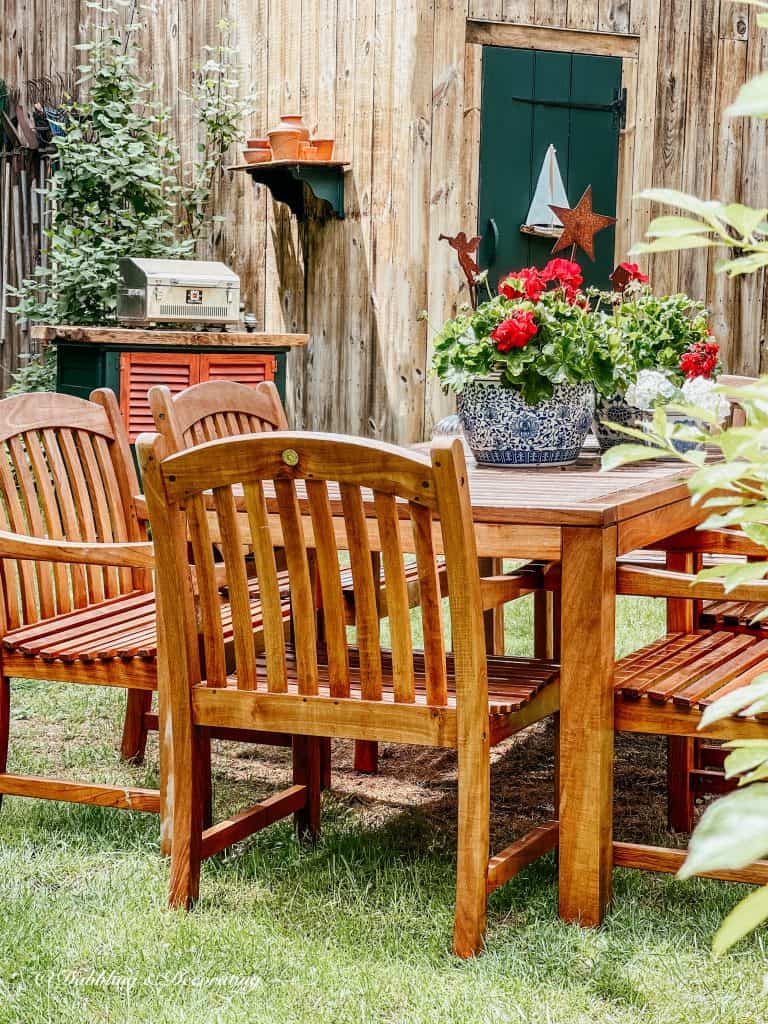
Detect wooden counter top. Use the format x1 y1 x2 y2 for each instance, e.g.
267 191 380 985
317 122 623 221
32 325 309 348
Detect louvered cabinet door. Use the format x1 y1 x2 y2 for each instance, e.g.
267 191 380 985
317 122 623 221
119 353 198 441
199 353 277 387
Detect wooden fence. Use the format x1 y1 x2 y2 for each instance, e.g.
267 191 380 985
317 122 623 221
2 1 767 441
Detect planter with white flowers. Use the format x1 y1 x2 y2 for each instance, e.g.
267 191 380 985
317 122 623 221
591 267 722 450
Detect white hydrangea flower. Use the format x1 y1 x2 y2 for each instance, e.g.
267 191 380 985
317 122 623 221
681 376 730 422
625 370 679 411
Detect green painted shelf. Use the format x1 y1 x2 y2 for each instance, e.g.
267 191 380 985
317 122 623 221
233 159 349 220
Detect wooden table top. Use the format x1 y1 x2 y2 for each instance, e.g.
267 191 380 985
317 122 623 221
452 451 693 527
136 443 697 551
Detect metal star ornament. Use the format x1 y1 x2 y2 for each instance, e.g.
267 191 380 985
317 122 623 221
548 185 617 262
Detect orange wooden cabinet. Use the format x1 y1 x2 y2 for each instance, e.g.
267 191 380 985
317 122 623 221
119 352 277 442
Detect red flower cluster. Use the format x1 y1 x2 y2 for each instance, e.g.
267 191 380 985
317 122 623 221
491 309 539 352
498 259 584 305
618 261 649 284
680 338 720 380
498 267 546 302
544 258 583 302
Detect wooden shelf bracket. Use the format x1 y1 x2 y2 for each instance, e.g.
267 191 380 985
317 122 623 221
237 161 348 220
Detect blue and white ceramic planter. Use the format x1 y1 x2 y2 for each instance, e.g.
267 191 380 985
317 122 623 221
593 395 649 451
457 378 595 467
593 397 702 455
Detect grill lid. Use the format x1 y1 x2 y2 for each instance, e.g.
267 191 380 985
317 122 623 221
119 257 240 288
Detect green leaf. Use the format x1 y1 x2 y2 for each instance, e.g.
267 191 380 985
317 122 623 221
632 236 719 254
600 443 669 471
719 203 768 239
679 784 768 878
720 252 768 277
713 884 768 955
637 188 724 223
645 215 714 238
726 71 768 119
742 522 768 549
689 461 755 493
723 744 768 779
699 676 768 729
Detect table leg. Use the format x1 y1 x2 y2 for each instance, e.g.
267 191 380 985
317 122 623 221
666 551 697 832
558 525 617 925
478 557 505 655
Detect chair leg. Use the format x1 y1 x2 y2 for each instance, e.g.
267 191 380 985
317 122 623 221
320 737 332 790
199 728 213 831
293 736 322 840
353 739 378 774
120 689 152 764
0 677 8 812
453 742 490 958
667 736 696 833
168 724 206 910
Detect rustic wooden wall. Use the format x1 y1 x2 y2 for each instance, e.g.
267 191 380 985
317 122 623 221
4 0 768 441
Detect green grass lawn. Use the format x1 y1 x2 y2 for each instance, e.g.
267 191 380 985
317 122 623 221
1 596 768 1023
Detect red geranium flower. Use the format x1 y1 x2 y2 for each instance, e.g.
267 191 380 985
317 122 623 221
491 309 539 352
618 261 649 284
543 258 583 302
499 267 546 303
680 339 720 380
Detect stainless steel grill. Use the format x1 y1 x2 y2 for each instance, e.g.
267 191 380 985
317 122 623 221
117 258 241 326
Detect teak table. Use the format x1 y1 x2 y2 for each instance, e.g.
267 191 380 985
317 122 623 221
400 451 704 925
138 447 703 926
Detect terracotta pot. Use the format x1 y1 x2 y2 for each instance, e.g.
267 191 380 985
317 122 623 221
277 114 310 141
243 148 272 165
311 138 334 160
298 143 320 161
267 128 301 160
246 138 270 149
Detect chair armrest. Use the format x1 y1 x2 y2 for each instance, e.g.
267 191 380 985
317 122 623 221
0 529 155 569
658 528 766 559
617 564 768 603
479 560 552 611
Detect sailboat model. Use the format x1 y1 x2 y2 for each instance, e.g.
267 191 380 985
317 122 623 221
520 144 570 238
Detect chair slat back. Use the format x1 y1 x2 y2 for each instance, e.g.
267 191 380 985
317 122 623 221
0 390 147 631
141 433 486 716
149 379 288 454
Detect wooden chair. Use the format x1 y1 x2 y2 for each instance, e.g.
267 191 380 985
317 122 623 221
656 376 761 829
148 378 448 777
0 389 290 839
141 430 560 957
613 556 768 884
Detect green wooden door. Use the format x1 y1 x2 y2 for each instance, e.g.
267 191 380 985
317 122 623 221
478 47 623 291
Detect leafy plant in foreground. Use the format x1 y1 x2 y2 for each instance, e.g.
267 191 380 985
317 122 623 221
603 380 768 953
603 1 768 953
